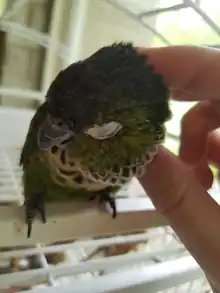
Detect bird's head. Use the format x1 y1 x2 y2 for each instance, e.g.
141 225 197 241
37 43 171 169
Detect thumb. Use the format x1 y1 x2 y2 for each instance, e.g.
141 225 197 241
139 146 195 213
138 146 220 286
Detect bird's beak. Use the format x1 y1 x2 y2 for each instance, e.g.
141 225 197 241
37 119 74 150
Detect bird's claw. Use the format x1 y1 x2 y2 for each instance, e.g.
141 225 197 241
89 190 117 218
25 193 46 238
101 193 117 219
27 219 33 239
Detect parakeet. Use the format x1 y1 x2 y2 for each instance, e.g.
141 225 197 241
20 42 171 238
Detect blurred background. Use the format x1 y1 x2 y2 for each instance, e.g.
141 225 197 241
0 1 219 292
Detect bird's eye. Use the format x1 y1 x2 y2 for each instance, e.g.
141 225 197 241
49 114 76 133
52 118 68 130
55 119 65 128
57 121 64 127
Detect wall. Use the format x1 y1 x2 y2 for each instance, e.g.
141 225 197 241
80 0 157 59
36 0 158 91
0 0 158 109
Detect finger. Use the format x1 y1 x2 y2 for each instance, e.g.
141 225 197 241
207 130 220 168
138 146 220 284
171 88 202 101
139 45 220 101
184 129 220 190
179 100 220 164
193 162 213 191
206 130 220 184
139 146 207 212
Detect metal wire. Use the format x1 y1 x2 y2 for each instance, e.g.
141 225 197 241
188 0 220 38
138 3 187 18
0 20 70 60
0 87 43 101
105 0 171 45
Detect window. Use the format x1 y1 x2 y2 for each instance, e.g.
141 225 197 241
109 0 220 163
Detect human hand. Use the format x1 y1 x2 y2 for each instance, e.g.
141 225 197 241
138 45 220 289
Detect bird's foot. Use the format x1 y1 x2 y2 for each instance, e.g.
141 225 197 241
88 194 96 201
25 193 46 238
88 189 117 218
100 192 117 219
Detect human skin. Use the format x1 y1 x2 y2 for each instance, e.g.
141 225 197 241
137 45 220 291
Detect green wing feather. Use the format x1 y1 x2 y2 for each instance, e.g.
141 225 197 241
20 103 47 167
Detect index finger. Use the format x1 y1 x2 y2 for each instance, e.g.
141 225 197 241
139 146 220 286
139 45 220 101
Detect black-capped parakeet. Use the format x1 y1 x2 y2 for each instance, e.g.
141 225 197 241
20 43 171 238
